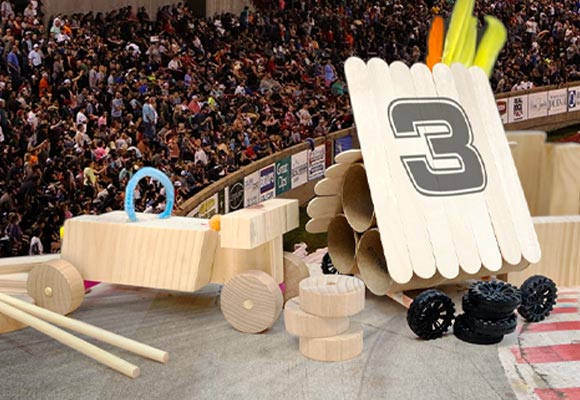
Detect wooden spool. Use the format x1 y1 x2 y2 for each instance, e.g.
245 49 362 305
299 323 363 362
299 275 365 318
282 253 310 303
221 270 283 333
327 214 359 274
27 259 85 315
341 164 376 233
284 297 349 338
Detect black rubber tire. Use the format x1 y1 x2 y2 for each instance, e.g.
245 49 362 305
407 290 455 340
467 280 521 319
464 312 517 336
518 275 558 323
454 314 504 345
321 253 338 275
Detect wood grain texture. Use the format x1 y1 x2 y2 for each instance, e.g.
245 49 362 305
324 163 351 178
211 236 284 285
543 144 580 216
335 149 363 164
305 218 332 234
341 164 376 233
220 199 299 249
61 211 219 292
220 270 283 333
299 275 365 318
314 178 343 196
299 323 363 362
0 273 28 293
327 214 358 274
306 195 343 219
283 297 349 338
27 260 84 315
282 253 310 303
508 216 580 287
0 296 28 334
0 254 61 275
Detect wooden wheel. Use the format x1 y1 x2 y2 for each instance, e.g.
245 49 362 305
27 260 84 315
282 253 310 303
0 312 27 335
221 270 283 333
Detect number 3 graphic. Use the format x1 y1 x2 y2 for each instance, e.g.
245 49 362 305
388 98 487 196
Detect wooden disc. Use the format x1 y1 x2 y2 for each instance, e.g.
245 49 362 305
283 253 310 303
299 275 365 317
284 297 349 338
0 309 27 335
27 259 85 315
221 270 283 333
299 323 363 362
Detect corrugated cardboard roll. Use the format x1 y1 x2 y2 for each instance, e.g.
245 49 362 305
342 164 376 233
328 215 359 274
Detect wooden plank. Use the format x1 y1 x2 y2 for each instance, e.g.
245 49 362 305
324 163 351 179
335 149 362 164
220 198 299 249
61 211 218 292
0 254 61 275
306 196 342 219
367 59 436 279
211 236 284 285
410 63 480 277
451 63 521 266
432 63 502 272
314 178 343 196
469 66 541 264
345 57 414 284
546 144 580 215
305 217 332 234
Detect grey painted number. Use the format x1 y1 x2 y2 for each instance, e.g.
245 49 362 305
388 98 487 196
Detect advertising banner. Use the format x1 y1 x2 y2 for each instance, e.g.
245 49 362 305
568 86 580 111
188 193 219 219
227 179 244 213
548 88 567 115
244 170 260 207
508 95 528 123
307 144 326 181
259 164 276 201
291 150 308 189
527 92 549 119
275 157 291 196
334 135 353 156
496 99 508 124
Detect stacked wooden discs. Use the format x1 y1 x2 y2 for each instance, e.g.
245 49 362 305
284 275 365 362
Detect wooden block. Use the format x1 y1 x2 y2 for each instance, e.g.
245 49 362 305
345 57 414 284
305 218 332 234
327 214 358 274
324 163 351 179
0 254 61 275
212 236 284 285
299 323 363 362
284 297 349 338
335 149 363 164
306 195 342 219
282 253 310 303
543 144 580 216
27 259 85 315
220 198 299 249
299 275 365 317
61 211 219 292
220 270 283 333
314 178 343 196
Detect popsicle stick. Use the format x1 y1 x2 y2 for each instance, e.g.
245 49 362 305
0 292 168 364
410 63 480 276
0 299 140 378
306 196 342 219
367 59 436 279
432 63 502 272
305 218 332 234
335 149 363 164
314 178 343 196
324 163 351 179
469 66 541 264
451 63 521 265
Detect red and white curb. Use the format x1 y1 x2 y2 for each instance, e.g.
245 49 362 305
499 288 580 400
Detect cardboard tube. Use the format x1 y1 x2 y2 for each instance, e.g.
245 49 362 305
328 215 358 274
0 292 168 364
342 164 376 233
356 229 393 295
0 299 140 378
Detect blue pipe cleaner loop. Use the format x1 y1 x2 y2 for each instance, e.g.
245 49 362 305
124 167 175 222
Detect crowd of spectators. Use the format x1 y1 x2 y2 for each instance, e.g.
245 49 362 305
0 0 579 257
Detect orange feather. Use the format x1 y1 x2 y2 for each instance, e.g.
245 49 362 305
426 16 445 70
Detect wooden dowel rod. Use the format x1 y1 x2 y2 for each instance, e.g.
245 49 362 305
0 300 140 379
0 255 60 275
0 293 168 364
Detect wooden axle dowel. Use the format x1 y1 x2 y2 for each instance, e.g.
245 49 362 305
0 300 140 378
0 292 168 363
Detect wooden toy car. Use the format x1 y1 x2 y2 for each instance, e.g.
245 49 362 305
306 58 558 340
0 196 306 336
